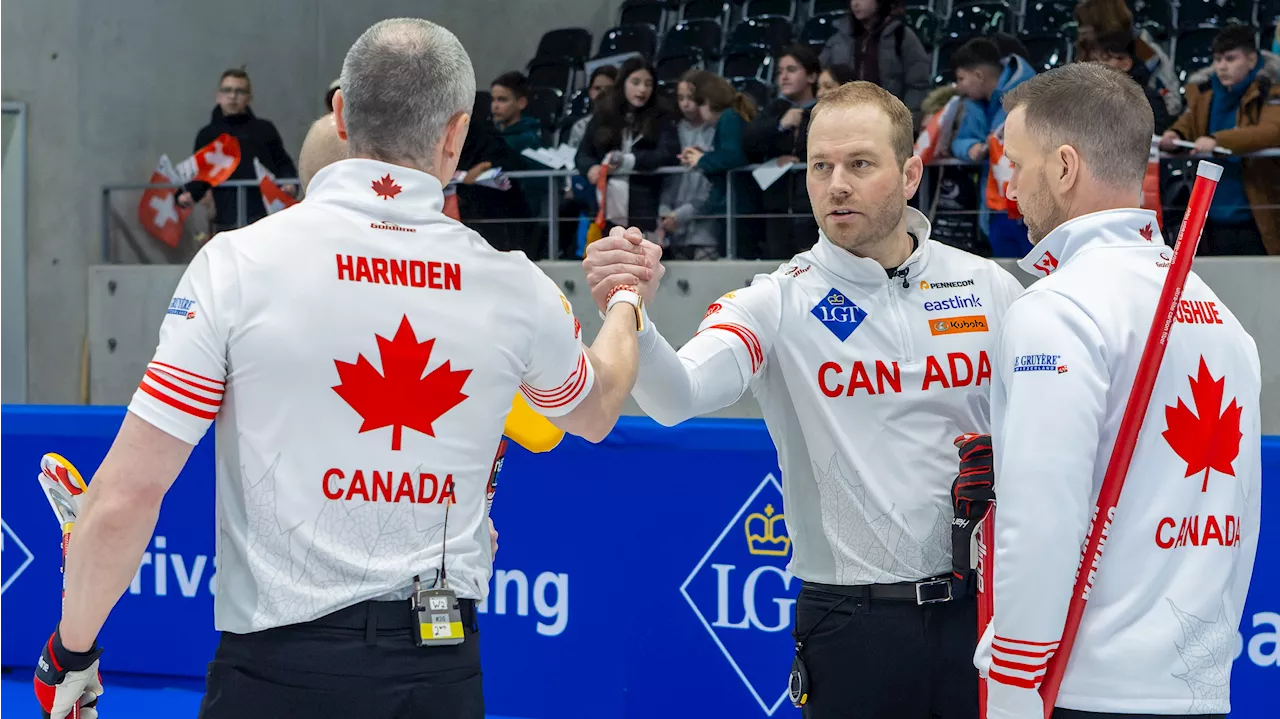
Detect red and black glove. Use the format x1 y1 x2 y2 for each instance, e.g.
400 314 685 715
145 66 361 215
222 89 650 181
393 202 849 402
951 433 995 591
34 627 103 719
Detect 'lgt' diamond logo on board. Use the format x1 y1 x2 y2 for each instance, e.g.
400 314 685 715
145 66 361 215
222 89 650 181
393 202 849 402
680 474 797 716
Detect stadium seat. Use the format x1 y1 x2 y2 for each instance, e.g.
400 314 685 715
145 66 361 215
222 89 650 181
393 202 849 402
727 17 794 52
1175 0 1252 28
733 77 774 109
661 19 724 60
565 88 592 119
744 0 798 21
800 15 841 51
907 7 943 51
944 3 1011 41
1022 35 1070 71
526 87 565 133
1132 0 1173 40
656 50 707 83
533 28 594 64
619 0 667 30
596 24 659 58
681 0 732 25
1019 1 1074 37
1174 28 1216 84
527 59 576 95
810 0 849 16
1262 0 1280 22
933 37 965 84
722 48 775 82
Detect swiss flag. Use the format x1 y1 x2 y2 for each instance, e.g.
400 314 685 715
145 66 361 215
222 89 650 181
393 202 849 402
914 96 961 165
253 158 298 214
137 155 192 248
173 133 242 186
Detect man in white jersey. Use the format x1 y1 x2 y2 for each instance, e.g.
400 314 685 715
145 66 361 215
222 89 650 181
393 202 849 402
585 82 1024 719
975 63 1262 719
33 19 650 719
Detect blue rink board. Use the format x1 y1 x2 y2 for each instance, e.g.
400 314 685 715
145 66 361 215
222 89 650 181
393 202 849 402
1 406 1276 718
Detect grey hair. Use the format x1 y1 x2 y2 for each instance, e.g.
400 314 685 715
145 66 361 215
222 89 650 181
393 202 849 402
339 18 476 171
1002 63 1154 189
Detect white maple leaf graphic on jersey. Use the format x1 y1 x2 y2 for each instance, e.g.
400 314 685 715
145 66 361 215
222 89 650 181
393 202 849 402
1168 599 1234 713
812 453 950 584
991 153 1014 188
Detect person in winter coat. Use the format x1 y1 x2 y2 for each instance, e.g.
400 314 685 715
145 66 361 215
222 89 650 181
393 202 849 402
575 58 679 233
491 71 546 219
819 0 932 125
659 78 718 257
1161 25 1280 256
678 71 758 258
742 45 821 258
178 68 298 232
457 92 533 253
950 38 1037 257
565 66 618 150
1083 31 1174 133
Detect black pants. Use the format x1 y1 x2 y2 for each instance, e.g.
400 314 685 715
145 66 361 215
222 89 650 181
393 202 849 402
1199 217 1267 255
794 582 978 719
199 599 482 719
1054 706 1223 711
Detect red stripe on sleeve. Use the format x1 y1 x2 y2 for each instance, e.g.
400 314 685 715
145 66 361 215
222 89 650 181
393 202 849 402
989 670 1041 689
145 370 222 408
150 361 226 387
991 642 1057 659
991 655 1050 673
521 352 590 409
699 323 763 373
994 635 1060 647
138 380 219 420
521 352 586 401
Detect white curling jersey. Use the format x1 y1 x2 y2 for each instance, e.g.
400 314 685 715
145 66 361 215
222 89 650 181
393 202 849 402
127 159 593 633
685 209 1024 584
980 209 1262 717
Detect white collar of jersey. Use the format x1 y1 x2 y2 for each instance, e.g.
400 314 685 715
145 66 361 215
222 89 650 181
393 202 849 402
304 158 445 218
1018 207 1161 278
811 206 934 285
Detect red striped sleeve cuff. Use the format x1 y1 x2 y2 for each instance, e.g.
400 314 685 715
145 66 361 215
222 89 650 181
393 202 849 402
697 323 764 374
989 635 1058 689
520 350 591 413
137 361 224 421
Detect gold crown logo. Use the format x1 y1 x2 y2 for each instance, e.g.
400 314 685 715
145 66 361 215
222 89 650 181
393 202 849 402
745 504 790 556
827 292 845 305
919 280 931 290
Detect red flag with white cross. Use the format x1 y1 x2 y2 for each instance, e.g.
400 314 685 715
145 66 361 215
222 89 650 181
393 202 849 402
137 155 192 248
253 158 298 214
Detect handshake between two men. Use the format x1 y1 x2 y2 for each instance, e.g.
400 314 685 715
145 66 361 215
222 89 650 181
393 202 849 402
582 227 666 315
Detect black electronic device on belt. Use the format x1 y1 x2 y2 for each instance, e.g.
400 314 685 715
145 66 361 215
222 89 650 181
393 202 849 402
410 499 465 647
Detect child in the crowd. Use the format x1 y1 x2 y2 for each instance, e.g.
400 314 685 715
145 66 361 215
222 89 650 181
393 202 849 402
659 78 718 257
1082 31 1174 133
678 70 759 259
566 66 618 150
817 63 857 98
491 71 546 220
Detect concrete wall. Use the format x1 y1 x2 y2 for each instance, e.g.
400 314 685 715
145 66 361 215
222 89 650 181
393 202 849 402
88 259 1280 433
2 0 625 403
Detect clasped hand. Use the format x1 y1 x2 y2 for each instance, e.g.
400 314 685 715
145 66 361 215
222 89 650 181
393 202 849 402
581 226 665 313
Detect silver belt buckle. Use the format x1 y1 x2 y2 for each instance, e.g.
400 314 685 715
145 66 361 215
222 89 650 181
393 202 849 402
915 578 953 605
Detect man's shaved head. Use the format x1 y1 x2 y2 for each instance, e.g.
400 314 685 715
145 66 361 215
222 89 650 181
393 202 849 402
299 114 348 191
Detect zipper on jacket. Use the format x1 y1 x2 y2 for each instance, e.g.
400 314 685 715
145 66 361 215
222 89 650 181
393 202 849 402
889 268 913 362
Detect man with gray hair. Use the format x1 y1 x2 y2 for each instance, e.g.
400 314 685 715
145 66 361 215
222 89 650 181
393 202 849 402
33 18 649 719
975 62 1261 718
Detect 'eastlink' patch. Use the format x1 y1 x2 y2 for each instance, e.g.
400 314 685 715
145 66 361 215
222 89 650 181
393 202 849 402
811 288 867 341
167 297 197 319
1013 353 1063 372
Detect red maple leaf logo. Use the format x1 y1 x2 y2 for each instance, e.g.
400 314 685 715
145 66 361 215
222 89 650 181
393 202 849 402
371 174 402 200
1162 356 1244 492
1032 250 1059 275
333 316 471 450
1139 223 1155 242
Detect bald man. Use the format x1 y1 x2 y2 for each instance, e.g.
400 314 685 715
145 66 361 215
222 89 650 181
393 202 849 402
299 113 349 192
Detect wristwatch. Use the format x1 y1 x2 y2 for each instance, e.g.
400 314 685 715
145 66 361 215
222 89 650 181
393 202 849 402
604 284 645 332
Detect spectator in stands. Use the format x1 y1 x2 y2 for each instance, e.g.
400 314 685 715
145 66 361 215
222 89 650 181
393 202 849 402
819 0 931 124
817 63 857 99
1162 25 1280 255
950 38 1036 256
744 45 822 258
1083 31 1173 133
659 77 717 258
177 68 297 232
673 71 758 259
298 114 347 192
458 92 533 253
1075 0 1180 117
324 79 340 113
576 58 679 234
566 66 618 149
491 71 545 218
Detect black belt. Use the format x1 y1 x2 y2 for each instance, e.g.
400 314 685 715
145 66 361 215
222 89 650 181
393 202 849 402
308 598 478 635
804 576 954 605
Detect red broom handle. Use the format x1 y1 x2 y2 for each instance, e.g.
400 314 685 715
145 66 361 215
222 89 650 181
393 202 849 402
1039 161 1223 716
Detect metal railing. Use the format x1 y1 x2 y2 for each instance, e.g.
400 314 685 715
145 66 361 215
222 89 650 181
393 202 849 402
102 148 1280 263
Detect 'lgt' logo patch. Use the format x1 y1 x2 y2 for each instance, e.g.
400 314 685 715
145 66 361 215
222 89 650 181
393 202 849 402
810 288 867 341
